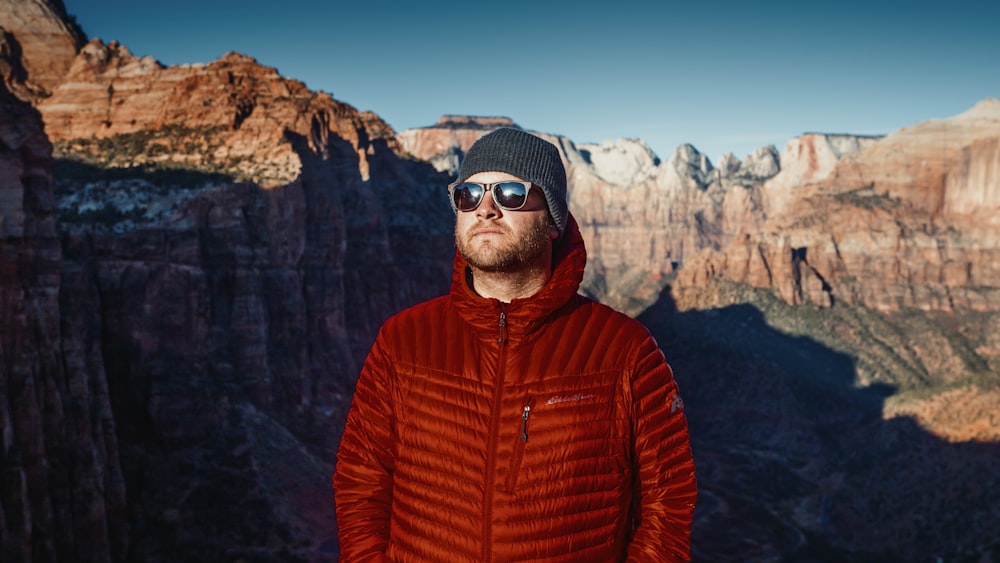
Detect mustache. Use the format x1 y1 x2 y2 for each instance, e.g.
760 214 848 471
464 221 512 237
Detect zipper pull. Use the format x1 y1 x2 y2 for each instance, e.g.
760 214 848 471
520 401 531 442
498 310 506 343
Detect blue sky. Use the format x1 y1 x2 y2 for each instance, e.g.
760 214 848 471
64 0 999 164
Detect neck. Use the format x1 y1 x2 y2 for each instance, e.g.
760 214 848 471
469 264 551 303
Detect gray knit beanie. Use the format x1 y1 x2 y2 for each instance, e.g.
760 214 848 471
455 127 569 235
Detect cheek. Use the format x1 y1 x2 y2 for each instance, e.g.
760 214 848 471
454 212 473 234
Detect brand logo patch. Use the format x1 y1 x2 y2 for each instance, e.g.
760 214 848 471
546 393 596 406
668 391 685 414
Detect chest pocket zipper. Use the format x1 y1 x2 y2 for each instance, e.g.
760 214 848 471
505 398 532 492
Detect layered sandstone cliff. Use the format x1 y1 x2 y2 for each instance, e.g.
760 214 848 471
0 0 83 99
1 71 126 563
401 119 800 315
3 2 454 560
37 39 406 187
675 100 1000 315
40 54 453 563
398 115 518 174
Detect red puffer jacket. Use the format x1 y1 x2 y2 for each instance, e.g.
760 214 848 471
334 214 696 562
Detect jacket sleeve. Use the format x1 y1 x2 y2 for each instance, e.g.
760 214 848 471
333 331 395 562
625 335 697 562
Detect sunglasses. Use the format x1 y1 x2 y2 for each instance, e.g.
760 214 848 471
448 181 536 212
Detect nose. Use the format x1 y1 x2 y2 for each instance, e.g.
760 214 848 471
475 187 502 219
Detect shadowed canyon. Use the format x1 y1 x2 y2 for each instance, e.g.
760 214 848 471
2 1 999 561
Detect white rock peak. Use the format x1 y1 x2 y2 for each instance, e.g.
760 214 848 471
576 138 661 186
955 97 1000 121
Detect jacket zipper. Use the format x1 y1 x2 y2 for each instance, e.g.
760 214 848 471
483 304 509 561
520 401 532 442
505 397 532 492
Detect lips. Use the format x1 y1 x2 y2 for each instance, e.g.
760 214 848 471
469 223 509 238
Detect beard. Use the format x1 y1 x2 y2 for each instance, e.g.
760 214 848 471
456 215 553 273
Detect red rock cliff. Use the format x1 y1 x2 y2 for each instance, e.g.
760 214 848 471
1 67 126 563
676 101 1000 315
3 1 454 560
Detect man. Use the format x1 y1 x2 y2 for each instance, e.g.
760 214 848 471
334 127 696 561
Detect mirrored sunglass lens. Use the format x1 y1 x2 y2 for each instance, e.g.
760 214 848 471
454 183 484 211
495 182 528 209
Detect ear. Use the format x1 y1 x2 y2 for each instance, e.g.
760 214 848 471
548 224 560 240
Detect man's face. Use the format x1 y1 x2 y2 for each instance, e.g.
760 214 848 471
454 171 559 274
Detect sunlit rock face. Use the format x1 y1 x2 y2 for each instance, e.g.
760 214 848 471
35 38 412 186
677 100 1000 315
397 115 517 174
0 0 84 99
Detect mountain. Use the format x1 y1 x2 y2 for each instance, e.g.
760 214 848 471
3 2 454 560
678 101 1000 313
2 0 999 561
402 116 771 315
1 50 129 562
0 0 84 99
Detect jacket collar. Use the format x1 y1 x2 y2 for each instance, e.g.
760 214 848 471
450 213 587 339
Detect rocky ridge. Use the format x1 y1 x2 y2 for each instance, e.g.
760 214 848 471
0 0 84 99
403 116 780 314
676 100 1000 315
38 39 405 187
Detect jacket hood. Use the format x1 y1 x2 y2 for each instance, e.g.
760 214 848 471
450 212 587 338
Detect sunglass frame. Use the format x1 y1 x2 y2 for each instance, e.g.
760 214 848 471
448 180 536 212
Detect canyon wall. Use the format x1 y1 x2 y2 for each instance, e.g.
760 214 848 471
3 3 454 560
677 103 1000 315
1 67 126 562
0 0 84 99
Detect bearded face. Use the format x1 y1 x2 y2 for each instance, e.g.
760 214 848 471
456 211 554 273
453 171 559 279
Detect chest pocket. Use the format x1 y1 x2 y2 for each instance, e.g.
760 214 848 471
505 376 626 492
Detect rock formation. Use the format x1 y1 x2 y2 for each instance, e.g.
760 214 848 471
0 63 126 563
675 101 1000 315
40 47 454 560
397 115 520 174
36 39 411 187
4 1 454 560
403 107 1000 319
0 0 84 99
